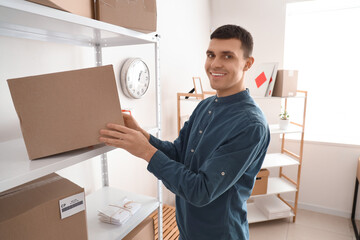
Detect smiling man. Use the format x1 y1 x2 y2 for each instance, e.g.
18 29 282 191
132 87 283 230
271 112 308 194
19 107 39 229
100 24 270 240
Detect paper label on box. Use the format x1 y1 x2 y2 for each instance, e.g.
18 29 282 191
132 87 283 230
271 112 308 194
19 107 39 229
288 70 294 77
59 192 85 219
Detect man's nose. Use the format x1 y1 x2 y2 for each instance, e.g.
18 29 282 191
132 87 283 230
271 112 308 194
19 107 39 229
211 57 223 68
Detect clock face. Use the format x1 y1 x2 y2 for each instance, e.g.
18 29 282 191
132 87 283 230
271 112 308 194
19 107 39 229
120 58 150 99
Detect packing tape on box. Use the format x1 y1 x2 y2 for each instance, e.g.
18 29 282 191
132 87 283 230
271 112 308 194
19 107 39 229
99 0 156 12
0 175 62 199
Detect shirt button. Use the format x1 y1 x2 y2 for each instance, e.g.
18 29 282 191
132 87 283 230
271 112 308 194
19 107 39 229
221 172 225 176
199 130 203 134
215 99 218 102
208 110 212 114
191 149 195 153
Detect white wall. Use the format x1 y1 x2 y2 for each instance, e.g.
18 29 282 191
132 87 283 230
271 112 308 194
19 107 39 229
210 0 360 218
0 0 211 206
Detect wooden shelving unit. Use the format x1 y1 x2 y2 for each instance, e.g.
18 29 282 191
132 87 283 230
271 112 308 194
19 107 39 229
0 0 163 239
248 90 308 223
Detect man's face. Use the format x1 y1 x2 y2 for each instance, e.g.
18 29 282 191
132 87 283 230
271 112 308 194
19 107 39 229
205 38 253 97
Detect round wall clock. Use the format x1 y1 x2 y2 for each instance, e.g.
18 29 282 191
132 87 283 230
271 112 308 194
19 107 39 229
120 58 150 99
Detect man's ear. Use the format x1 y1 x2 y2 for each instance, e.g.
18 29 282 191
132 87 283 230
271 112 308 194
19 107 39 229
243 57 255 71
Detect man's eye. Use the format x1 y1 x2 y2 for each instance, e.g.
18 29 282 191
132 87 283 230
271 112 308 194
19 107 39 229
225 55 232 59
207 54 214 58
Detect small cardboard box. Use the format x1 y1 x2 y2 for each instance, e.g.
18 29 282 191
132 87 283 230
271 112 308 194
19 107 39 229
0 173 87 240
251 169 269 196
123 216 154 240
272 70 298 97
7 65 124 160
95 0 157 33
26 0 94 18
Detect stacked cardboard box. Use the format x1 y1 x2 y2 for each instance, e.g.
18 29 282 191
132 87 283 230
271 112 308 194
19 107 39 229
27 0 94 18
0 173 87 240
26 0 157 33
123 217 154 240
273 70 298 97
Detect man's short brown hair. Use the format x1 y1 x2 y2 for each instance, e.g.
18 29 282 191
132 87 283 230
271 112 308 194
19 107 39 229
210 24 254 58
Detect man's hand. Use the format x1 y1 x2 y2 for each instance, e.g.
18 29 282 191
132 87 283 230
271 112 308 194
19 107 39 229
123 113 150 141
99 123 157 162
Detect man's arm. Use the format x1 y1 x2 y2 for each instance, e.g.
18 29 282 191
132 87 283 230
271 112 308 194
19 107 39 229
100 119 269 206
147 123 269 207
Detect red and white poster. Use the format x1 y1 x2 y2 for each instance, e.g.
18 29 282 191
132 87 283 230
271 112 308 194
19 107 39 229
246 62 279 97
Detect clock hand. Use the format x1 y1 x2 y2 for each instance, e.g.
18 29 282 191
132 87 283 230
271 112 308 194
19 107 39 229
138 71 143 81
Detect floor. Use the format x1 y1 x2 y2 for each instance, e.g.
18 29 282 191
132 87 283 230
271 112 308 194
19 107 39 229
249 209 357 240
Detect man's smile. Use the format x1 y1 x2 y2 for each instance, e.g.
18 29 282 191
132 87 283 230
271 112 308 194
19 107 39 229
210 71 227 77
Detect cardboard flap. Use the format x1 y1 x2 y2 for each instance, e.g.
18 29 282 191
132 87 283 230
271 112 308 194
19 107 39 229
7 65 124 160
0 173 83 222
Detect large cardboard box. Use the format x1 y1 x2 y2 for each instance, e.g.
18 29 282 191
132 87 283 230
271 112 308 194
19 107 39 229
7 65 124 160
26 0 94 18
123 216 154 240
272 70 298 97
251 169 269 196
0 173 87 240
95 0 157 33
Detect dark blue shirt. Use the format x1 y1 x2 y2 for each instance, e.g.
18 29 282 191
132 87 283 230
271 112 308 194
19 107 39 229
147 89 270 240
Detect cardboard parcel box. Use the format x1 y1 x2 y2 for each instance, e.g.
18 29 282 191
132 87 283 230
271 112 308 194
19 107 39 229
7 65 124 160
123 216 154 240
251 169 269 196
26 0 94 18
272 70 298 97
0 173 87 240
96 0 157 33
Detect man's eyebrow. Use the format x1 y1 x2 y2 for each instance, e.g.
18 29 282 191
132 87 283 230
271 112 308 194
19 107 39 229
221 51 235 55
206 50 236 55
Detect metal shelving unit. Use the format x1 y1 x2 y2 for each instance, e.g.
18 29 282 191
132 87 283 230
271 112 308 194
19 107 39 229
0 0 163 239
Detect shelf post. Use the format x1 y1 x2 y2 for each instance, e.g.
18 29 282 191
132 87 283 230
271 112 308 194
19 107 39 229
93 29 110 188
154 35 163 240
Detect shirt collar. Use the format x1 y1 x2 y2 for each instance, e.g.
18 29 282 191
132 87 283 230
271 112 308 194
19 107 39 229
214 88 251 104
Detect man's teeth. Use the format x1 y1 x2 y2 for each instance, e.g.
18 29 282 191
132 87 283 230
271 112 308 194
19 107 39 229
212 73 225 76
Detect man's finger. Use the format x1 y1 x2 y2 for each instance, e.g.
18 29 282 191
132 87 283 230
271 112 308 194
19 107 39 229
99 136 124 147
107 123 134 134
100 129 125 139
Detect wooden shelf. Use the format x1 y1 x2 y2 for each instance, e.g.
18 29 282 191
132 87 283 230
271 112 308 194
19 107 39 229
269 124 303 134
248 200 294 224
267 177 296 195
86 187 159 240
251 177 297 198
252 95 306 99
262 153 299 169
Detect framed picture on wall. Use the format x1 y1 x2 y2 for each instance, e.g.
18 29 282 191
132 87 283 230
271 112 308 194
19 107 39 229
192 77 203 98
